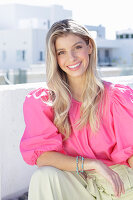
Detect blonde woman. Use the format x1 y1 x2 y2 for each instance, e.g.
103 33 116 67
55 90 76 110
20 19 133 200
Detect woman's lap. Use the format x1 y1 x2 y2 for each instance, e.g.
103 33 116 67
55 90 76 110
28 166 94 200
28 165 133 200
83 164 133 199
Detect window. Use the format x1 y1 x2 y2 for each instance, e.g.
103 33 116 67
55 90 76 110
22 50 26 61
2 50 6 61
105 49 109 57
120 35 123 39
39 51 44 61
126 34 129 38
16 50 26 61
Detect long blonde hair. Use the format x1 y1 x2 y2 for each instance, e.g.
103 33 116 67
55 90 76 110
45 19 105 140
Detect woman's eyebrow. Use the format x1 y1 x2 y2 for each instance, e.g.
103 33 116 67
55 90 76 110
56 48 65 52
72 41 83 47
56 41 83 52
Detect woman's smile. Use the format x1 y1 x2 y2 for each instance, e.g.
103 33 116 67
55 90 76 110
67 62 81 70
55 33 92 80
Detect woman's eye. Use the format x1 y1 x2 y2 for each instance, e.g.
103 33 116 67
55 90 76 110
57 51 65 56
75 45 82 50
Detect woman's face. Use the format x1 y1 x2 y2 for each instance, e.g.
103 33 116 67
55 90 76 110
55 33 92 80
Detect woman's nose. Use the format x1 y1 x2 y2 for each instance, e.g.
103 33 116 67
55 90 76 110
67 50 76 61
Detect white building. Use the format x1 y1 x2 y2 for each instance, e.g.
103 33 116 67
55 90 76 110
1 3 133 72
84 25 133 66
85 25 106 39
95 29 133 66
0 4 72 70
0 3 72 30
0 28 47 69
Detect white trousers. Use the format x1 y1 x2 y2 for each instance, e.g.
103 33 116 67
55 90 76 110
28 165 133 200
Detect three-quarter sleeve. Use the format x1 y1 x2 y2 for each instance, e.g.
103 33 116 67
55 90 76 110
20 88 63 165
110 84 133 165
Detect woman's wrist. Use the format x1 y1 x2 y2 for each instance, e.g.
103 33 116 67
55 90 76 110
76 156 84 174
84 158 98 171
128 155 133 168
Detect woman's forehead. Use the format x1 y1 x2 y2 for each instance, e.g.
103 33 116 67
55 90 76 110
55 34 85 49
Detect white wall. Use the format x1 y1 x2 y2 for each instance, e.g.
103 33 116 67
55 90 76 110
49 5 72 26
0 82 46 200
0 4 72 30
97 38 133 65
117 40 133 65
0 78 133 199
0 4 16 29
0 29 32 69
32 29 47 64
0 29 47 70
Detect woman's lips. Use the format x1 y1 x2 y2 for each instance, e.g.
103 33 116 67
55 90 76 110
67 62 81 71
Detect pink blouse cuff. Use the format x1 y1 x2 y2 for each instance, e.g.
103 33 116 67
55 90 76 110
30 146 65 165
32 151 44 165
111 146 133 164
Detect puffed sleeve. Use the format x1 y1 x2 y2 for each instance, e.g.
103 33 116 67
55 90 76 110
20 88 64 165
110 84 133 165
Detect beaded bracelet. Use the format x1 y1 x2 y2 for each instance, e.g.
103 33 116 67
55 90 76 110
76 156 79 174
79 156 84 173
80 156 84 173
76 156 84 174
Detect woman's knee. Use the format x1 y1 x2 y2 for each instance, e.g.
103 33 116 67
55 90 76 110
30 166 62 183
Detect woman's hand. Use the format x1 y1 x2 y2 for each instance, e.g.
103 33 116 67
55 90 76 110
90 160 125 198
128 155 133 169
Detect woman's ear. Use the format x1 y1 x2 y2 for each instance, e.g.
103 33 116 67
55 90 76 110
88 41 93 55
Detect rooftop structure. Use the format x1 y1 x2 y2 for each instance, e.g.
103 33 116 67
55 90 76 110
85 25 105 39
0 4 72 30
116 29 133 39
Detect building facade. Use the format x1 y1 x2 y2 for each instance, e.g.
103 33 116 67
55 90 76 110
0 4 72 70
0 3 133 71
96 29 133 66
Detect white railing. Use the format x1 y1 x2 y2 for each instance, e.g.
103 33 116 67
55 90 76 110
0 76 133 199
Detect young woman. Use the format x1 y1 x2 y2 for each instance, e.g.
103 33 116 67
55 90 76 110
20 19 133 200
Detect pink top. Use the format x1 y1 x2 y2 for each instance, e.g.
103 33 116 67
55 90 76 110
20 81 133 167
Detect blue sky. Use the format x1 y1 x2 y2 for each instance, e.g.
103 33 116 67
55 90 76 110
0 0 133 39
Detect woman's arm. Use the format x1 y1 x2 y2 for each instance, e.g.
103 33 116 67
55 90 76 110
37 151 125 198
37 151 94 171
128 155 133 168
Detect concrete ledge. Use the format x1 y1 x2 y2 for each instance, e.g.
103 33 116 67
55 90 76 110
103 75 133 87
0 82 47 200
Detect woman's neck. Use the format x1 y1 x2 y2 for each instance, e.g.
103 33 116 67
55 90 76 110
68 76 86 102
